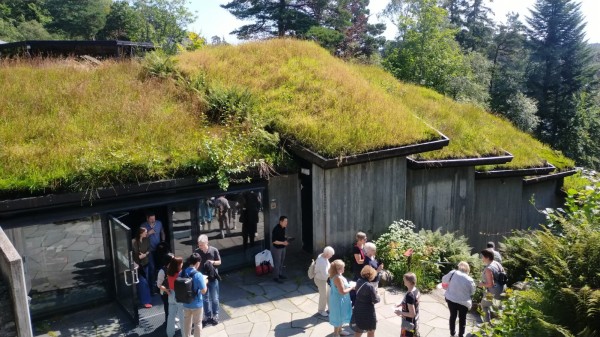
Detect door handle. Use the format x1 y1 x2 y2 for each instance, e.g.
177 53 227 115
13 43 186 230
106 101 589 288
124 269 132 286
132 267 140 285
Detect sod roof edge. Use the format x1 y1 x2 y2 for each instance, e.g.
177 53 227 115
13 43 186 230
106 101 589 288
287 133 449 169
474 164 556 179
407 151 514 169
523 169 577 185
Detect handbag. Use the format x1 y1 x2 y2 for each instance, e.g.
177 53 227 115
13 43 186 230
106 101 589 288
442 270 456 290
349 282 368 332
401 318 415 331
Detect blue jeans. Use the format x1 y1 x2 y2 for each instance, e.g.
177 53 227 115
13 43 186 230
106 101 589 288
203 279 220 319
166 291 184 337
146 252 156 293
137 267 151 305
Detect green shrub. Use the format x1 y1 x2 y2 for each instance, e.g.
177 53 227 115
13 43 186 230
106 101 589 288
375 220 479 292
142 50 179 79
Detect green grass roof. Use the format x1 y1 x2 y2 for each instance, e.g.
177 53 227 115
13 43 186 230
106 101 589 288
176 39 439 157
0 39 573 196
352 65 574 170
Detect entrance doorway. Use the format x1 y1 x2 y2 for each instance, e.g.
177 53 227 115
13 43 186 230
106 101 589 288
300 163 314 252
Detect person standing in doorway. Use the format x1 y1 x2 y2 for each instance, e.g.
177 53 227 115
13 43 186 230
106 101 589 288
194 235 222 326
271 216 289 283
181 253 207 337
132 227 152 308
142 211 165 294
240 191 260 250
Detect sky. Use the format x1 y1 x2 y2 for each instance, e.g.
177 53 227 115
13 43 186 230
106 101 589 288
189 0 600 45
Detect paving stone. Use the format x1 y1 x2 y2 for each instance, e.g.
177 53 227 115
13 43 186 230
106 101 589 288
247 310 270 323
267 308 292 330
225 321 253 335
248 295 276 312
290 312 319 329
287 291 307 306
223 315 248 327
305 320 332 337
375 303 400 319
297 284 316 295
262 286 287 300
222 299 258 317
250 322 271 337
272 297 302 314
423 326 450 337
296 296 318 315
266 327 306 337
425 316 452 329
239 284 266 297
275 281 300 293
422 302 450 319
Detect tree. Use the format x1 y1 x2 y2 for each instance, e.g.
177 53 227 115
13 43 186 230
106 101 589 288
45 0 112 39
383 0 468 95
134 0 196 48
97 1 145 41
338 0 385 60
441 0 494 52
526 0 597 154
221 0 318 39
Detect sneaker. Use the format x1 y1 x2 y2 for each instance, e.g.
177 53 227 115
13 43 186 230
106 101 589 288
202 319 209 327
211 316 219 325
318 311 329 317
144 304 152 308
340 330 351 336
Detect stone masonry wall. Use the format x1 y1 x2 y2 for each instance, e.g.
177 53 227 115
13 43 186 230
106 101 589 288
0 277 16 337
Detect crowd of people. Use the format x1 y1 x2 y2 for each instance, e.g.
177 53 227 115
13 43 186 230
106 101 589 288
132 208 506 337
311 233 506 337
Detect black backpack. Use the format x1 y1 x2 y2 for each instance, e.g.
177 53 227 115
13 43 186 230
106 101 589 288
175 269 197 304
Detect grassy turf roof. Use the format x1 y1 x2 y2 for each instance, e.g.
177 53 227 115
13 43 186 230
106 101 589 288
176 39 440 157
352 65 574 170
0 60 256 194
0 39 573 195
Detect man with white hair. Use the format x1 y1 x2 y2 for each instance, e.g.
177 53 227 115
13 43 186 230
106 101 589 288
315 246 335 317
194 234 222 326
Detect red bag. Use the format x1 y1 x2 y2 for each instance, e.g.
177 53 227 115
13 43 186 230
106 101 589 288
256 264 265 276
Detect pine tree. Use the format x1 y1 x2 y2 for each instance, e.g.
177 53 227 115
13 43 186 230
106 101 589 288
221 0 318 39
526 0 596 152
442 0 494 52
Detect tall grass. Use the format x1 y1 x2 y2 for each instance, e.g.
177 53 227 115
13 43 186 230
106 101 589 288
353 64 574 170
0 59 252 195
176 39 439 157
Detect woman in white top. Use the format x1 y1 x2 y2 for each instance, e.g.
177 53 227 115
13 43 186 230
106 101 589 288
315 246 335 316
442 261 475 337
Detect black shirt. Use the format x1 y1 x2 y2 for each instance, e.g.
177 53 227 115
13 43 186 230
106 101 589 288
352 244 365 279
272 224 286 248
194 246 221 274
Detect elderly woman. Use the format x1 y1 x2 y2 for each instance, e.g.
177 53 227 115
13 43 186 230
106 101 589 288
479 248 505 322
442 262 476 337
315 246 335 317
329 259 354 337
395 273 420 337
363 242 384 287
352 265 380 337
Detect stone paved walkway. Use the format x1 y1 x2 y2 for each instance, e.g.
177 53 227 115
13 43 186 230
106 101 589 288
35 259 481 337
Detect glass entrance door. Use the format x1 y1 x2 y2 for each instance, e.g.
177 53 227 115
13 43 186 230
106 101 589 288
109 215 139 324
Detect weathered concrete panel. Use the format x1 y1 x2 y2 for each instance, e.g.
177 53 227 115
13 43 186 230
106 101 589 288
406 167 475 234
267 175 302 253
472 177 523 251
521 179 563 229
312 157 407 255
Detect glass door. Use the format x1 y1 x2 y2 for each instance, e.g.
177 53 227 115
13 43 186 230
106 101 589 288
109 215 139 324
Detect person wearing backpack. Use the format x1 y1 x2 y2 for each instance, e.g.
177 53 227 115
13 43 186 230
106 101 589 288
479 248 506 323
179 253 207 337
314 246 334 317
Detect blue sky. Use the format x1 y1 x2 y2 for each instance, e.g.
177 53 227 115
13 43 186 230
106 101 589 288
189 0 600 44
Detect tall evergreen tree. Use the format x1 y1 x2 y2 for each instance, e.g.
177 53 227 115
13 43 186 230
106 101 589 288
221 0 318 39
442 0 494 52
338 0 385 59
526 0 596 152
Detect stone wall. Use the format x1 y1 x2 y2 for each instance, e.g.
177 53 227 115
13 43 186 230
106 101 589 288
0 274 16 337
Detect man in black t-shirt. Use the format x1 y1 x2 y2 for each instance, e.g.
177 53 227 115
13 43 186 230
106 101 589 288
271 216 289 283
194 234 222 325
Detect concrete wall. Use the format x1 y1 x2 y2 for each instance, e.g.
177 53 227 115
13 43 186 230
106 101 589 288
312 157 407 255
521 179 563 229
406 167 475 234
472 177 524 251
0 227 33 337
267 174 302 253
